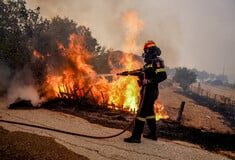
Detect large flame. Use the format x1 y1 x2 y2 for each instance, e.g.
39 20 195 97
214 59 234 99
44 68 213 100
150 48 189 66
107 11 144 111
33 11 168 121
43 34 141 111
107 53 142 111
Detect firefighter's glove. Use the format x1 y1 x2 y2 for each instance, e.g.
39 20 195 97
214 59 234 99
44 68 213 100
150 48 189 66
142 79 150 85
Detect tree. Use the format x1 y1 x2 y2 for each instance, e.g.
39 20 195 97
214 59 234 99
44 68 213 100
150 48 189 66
197 70 209 82
209 73 216 80
215 74 228 84
0 0 104 93
173 67 197 91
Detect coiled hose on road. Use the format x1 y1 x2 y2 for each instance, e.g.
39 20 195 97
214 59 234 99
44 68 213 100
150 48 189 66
0 73 146 139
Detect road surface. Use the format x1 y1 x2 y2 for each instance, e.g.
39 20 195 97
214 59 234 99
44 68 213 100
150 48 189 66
0 108 230 160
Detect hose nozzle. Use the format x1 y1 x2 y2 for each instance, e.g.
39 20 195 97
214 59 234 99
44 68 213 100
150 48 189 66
116 71 129 76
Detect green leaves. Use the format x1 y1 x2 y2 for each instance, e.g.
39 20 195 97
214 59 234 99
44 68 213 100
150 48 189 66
173 67 197 91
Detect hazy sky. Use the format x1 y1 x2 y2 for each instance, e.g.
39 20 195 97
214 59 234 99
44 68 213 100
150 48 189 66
26 0 235 82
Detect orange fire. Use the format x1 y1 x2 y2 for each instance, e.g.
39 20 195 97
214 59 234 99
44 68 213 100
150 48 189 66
106 11 144 112
33 50 45 61
41 34 141 112
154 103 169 121
107 53 142 111
32 11 168 121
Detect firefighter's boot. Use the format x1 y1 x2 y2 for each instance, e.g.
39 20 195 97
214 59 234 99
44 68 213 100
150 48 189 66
124 119 145 143
144 119 157 141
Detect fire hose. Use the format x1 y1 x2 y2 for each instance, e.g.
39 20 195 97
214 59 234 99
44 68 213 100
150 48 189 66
0 72 146 139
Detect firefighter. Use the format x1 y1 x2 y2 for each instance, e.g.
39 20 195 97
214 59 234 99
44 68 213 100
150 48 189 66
123 40 167 143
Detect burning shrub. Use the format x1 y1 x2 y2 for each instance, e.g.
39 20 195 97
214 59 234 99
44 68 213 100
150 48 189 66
0 1 169 120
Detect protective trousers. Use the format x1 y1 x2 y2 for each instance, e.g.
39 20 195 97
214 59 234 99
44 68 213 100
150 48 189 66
131 87 159 140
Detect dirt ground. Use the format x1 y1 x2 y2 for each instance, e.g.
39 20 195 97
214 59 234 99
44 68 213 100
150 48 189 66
192 83 235 101
0 126 88 160
158 85 234 134
0 109 232 160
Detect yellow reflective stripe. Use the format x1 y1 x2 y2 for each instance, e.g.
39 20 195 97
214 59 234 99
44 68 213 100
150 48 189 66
146 64 152 68
146 115 155 119
146 44 156 48
156 68 165 73
136 117 146 122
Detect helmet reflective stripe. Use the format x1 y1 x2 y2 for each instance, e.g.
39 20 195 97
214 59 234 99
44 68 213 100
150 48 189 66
145 44 156 48
144 40 156 49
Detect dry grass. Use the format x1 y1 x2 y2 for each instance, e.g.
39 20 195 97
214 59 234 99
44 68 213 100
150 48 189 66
158 83 233 134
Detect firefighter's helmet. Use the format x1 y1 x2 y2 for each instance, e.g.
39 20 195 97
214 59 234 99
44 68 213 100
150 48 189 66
144 40 156 50
142 40 161 61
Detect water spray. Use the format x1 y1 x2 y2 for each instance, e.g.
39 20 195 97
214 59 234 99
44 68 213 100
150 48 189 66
79 73 117 79
95 73 117 77
79 73 134 79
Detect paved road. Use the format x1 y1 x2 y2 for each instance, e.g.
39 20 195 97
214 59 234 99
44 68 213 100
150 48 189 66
0 108 230 160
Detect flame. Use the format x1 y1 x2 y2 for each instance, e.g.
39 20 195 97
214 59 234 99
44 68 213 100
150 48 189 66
45 34 98 99
33 50 45 61
42 33 142 112
38 11 168 121
122 11 143 53
106 11 144 111
154 102 169 121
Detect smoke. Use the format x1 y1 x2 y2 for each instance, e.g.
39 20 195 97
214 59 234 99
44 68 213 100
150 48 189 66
7 85 45 107
122 11 144 53
26 0 182 67
0 63 45 108
25 0 235 82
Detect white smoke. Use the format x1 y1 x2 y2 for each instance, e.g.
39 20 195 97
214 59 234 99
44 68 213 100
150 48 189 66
0 63 45 108
7 85 45 107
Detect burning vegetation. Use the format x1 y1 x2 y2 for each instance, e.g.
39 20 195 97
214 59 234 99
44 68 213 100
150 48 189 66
0 0 168 121
33 32 168 121
1 1 234 158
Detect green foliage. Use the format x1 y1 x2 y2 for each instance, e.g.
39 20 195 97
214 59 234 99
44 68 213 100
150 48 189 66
0 0 105 92
0 0 40 69
168 67 234 89
173 67 197 91
0 0 102 66
191 68 228 84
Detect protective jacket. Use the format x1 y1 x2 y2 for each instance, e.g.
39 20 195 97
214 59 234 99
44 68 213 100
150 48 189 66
142 57 167 89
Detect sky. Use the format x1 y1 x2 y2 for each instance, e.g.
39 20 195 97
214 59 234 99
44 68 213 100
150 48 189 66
26 0 235 83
